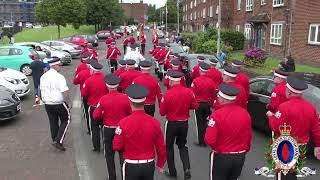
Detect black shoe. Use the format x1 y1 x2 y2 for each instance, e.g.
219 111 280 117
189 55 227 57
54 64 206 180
164 171 177 179
52 142 66 151
93 148 100 152
194 142 206 147
184 169 191 180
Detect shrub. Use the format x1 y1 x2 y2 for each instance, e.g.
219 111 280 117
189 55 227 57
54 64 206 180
244 48 267 66
181 32 197 48
221 29 245 50
201 40 217 54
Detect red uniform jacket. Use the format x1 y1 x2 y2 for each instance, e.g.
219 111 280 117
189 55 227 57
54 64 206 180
74 62 88 77
113 110 167 168
155 49 164 62
81 72 108 107
114 67 126 77
73 69 91 96
268 96 320 146
191 65 200 80
191 75 217 103
119 69 142 92
105 37 114 45
161 50 171 65
152 34 158 45
106 46 121 60
213 81 247 109
163 74 186 90
93 91 132 126
205 103 252 153
151 47 160 57
207 67 223 86
123 38 130 45
129 37 136 44
267 82 288 113
133 73 162 106
236 71 250 98
160 84 199 121
141 35 146 45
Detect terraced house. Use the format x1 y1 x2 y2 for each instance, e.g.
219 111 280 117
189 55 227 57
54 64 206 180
182 0 320 64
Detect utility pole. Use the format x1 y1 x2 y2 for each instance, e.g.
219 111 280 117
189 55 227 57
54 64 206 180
177 0 180 34
216 0 222 56
166 3 168 37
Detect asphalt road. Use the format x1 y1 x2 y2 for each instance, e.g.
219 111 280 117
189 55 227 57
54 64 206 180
0 31 319 180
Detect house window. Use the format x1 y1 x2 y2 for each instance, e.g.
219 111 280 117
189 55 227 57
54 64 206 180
190 1 193 9
203 0 206 3
308 24 320 45
270 23 283 45
190 13 193 20
261 0 267 5
195 0 197 7
245 24 252 40
236 25 240 32
246 0 253 11
237 0 241 10
203 8 206 18
273 0 284 7
194 12 196 20
210 6 213 17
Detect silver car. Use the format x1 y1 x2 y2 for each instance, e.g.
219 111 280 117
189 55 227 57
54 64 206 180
42 40 82 58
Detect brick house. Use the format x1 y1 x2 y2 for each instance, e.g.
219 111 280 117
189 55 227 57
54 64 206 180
120 0 148 24
183 0 320 64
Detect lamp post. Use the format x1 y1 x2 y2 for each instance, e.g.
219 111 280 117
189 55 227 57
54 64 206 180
216 0 222 56
166 3 168 38
177 0 180 34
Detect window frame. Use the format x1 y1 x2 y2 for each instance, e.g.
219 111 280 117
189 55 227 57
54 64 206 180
237 0 241 10
270 23 283 45
246 0 253 11
236 25 240 32
261 0 267 5
202 8 206 18
308 24 320 45
244 23 252 40
273 0 284 7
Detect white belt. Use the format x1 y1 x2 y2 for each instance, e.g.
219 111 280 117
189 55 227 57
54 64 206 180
103 125 117 128
125 159 154 164
216 150 246 154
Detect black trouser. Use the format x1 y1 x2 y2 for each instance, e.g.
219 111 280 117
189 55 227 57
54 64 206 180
103 127 123 180
123 161 155 180
210 152 246 180
123 45 127 54
165 121 190 176
144 104 155 117
141 44 145 55
82 97 90 133
153 45 156 49
89 106 101 150
110 60 118 73
45 102 70 144
276 172 297 180
195 102 211 145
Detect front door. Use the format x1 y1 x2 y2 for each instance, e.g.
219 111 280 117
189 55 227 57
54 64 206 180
256 24 266 49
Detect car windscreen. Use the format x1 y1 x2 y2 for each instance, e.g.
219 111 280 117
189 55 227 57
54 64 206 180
170 44 185 54
38 43 59 51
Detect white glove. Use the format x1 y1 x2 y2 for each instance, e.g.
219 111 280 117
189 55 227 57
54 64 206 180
314 147 320 160
266 111 274 117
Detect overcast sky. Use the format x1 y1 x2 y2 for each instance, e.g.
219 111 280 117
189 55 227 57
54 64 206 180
121 0 166 8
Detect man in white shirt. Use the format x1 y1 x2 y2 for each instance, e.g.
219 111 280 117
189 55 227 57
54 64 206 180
123 44 145 68
39 57 71 151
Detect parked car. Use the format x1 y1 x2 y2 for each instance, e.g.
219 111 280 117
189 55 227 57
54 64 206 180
25 23 33 28
42 40 82 58
0 67 30 97
114 28 123 35
62 35 88 48
248 76 320 134
113 32 122 39
0 85 21 121
96 30 111 39
33 25 42 29
0 45 38 76
79 35 99 47
15 42 72 65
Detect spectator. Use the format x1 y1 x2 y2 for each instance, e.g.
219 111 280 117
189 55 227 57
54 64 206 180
43 51 52 71
8 32 13 44
279 56 295 72
0 31 3 41
218 50 227 66
35 46 42 51
30 56 46 101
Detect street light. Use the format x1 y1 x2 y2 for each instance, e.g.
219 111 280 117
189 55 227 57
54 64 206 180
216 0 222 56
177 0 180 34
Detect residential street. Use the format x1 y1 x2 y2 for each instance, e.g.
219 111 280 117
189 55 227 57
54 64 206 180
0 32 319 180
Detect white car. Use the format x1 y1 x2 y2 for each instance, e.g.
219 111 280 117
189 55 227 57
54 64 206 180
0 67 30 97
15 42 72 65
42 40 81 58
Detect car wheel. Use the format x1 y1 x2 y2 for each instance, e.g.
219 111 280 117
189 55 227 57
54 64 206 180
20 64 32 76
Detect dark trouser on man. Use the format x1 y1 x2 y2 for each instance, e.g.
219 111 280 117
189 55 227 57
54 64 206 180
123 45 127 54
89 106 101 151
141 44 145 55
165 121 191 179
45 102 70 144
276 173 297 180
158 63 164 81
194 102 211 146
144 104 155 117
153 45 156 49
123 161 155 180
110 60 118 73
103 126 123 180
210 152 246 180
82 97 90 134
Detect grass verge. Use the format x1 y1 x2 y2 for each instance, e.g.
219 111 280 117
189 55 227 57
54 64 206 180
229 51 320 75
9 25 95 43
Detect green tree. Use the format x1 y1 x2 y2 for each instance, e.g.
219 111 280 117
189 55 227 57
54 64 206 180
36 0 86 38
165 0 182 24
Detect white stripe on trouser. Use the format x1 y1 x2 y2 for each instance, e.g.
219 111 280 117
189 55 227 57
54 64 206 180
60 103 71 144
164 121 168 142
210 152 214 180
122 162 126 180
103 127 106 156
88 106 92 140
194 110 199 143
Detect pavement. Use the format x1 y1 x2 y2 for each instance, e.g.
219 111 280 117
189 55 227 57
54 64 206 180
0 31 319 180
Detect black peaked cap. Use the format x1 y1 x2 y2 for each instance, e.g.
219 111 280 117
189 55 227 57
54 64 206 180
90 61 103 70
287 75 308 91
139 60 152 67
118 60 127 65
199 62 211 71
105 74 120 85
126 59 136 66
167 70 184 78
126 84 150 99
219 83 240 96
171 59 182 66
224 65 240 75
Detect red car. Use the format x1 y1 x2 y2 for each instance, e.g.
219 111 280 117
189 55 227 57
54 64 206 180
113 33 122 39
62 35 88 48
96 30 111 39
